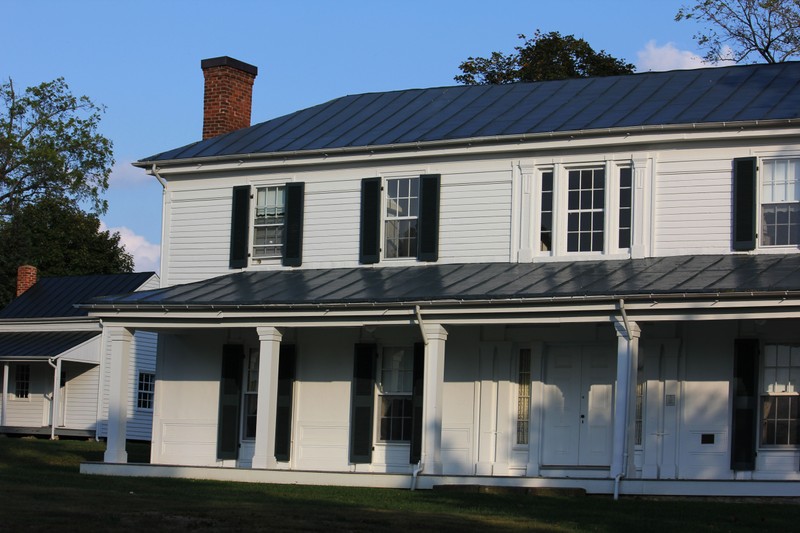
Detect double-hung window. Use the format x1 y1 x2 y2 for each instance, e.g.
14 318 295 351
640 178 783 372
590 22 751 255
536 163 632 256
136 372 155 410
377 347 413 442
253 186 286 259
15 364 30 399
761 344 800 446
242 349 259 440
229 182 304 268
384 177 419 259
761 158 800 247
359 174 440 264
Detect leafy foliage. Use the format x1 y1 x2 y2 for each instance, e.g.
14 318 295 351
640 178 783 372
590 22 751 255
0 77 114 219
676 0 800 63
455 30 635 85
0 197 133 306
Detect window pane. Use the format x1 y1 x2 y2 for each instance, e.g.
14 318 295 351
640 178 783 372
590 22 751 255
568 190 579 210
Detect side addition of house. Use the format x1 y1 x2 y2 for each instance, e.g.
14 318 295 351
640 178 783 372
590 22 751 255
82 56 800 496
0 267 159 442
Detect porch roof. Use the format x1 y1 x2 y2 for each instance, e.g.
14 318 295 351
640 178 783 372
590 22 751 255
0 332 100 361
82 254 800 311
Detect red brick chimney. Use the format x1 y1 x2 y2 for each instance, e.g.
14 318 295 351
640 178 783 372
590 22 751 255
201 56 258 140
16 265 37 297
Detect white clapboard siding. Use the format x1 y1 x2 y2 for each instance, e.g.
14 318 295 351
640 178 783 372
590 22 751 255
126 330 157 440
439 170 512 262
654 153 736 256
302 179 361 266
97 330 158 441
4 363 48 427
62 363 100 430
167 187 233 284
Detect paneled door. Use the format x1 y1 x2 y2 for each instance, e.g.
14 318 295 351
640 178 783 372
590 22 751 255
542 344 614 466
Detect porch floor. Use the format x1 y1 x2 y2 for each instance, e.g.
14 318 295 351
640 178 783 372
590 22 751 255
2 426 95 438
79 462 800 497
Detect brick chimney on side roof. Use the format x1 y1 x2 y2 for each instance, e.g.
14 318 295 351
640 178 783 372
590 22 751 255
16 265 37 297
201 56 258 140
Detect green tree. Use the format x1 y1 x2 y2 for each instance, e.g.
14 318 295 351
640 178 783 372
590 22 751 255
676 0 800 63
0 77 113 219
0 197 133 306
455 30 635 85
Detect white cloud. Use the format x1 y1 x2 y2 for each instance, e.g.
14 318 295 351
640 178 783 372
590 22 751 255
101 222 161 273
109 160 154 188
636 40 707 72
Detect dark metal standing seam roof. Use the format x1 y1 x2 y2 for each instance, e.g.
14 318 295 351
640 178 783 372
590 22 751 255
83 254 800 310
0 272 156 319
0 331 100 359
138 62 800 164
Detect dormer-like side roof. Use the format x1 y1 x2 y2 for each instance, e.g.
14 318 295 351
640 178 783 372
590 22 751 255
0 272 157 319
138 62 800 165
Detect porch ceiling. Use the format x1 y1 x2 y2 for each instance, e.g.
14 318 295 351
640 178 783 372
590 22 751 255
82 254 800 312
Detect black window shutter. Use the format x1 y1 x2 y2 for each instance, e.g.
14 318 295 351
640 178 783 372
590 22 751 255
360 178 381 264
732 157 757 251
349 343 376 464
731 339 759 471
282 183 304 267
410 342 425 464
417 174 441 262
229 186 251 268
217 344 244 460
274 344 296 462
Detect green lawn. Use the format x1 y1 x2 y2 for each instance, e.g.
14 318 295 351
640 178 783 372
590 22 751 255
0 436 797 532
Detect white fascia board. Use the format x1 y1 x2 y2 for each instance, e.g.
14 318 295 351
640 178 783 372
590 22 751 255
89 296 800 329
0 318 102 333
141 123 800 177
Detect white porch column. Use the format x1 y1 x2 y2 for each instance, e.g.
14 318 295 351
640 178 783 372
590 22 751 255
2 362 8 427
49 358 62 440
252 326 282 469
422 323 448 475
611 319 640 480
104 327 133 463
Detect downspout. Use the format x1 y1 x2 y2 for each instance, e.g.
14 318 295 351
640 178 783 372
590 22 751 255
411 461 424 491
151 163 167 188
152 164 168 285
614 298 631 501
47 357 62 440
411 305 427 490
415 305 429 346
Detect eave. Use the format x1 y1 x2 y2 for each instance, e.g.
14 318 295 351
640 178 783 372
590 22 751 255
133 119 800 175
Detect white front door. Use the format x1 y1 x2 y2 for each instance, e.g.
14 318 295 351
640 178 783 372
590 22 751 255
542 344 614 466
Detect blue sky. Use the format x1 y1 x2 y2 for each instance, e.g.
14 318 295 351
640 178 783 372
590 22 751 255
2 0 708 273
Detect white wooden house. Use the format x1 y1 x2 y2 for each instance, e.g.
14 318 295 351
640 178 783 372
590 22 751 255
0 267 159 441
81 57 800 495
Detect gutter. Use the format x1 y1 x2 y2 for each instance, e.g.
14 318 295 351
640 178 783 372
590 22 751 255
133 118 800 170
77 288 800 313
